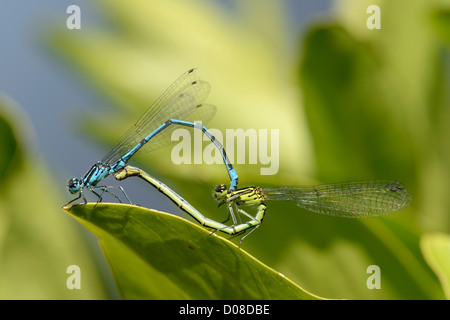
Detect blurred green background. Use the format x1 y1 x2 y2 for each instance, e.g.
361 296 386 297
1 0 449 299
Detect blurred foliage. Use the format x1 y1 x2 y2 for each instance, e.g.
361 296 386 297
0 95 108 299
421 233 450 299
33 0 450 299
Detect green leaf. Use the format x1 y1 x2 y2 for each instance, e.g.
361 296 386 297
431 9 450 45
0 111 19 186
421 233 450 299
64 203 323 300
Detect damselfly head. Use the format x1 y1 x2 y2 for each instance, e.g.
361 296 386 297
68 178 81 194
213 184 227 201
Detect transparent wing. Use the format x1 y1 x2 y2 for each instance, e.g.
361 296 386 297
102 69 214 165
143 102 216 152
264 180 411 217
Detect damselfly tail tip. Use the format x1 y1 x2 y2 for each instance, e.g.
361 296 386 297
388 180 412 209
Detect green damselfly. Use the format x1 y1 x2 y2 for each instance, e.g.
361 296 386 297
213 181 411 246
114 166 411 247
